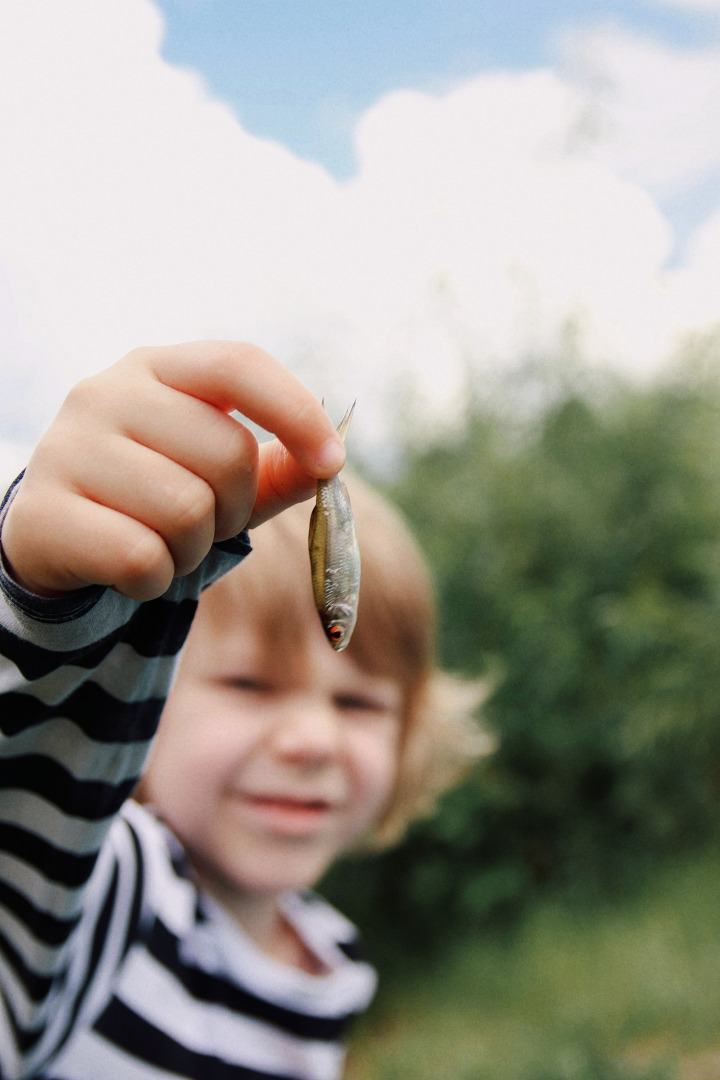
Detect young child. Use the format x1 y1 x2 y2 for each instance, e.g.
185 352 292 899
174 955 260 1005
0 341 482 1079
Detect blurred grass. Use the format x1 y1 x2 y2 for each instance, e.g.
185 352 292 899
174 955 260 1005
344 849 720 1080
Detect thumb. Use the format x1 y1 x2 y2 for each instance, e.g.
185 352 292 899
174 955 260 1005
246 438 337 528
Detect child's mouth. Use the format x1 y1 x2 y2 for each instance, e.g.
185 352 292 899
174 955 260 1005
239 793 333 835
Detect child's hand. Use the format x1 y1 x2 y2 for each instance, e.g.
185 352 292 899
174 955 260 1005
1 342 345 601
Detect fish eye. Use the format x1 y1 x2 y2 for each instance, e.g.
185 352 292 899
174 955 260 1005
328 626 344 644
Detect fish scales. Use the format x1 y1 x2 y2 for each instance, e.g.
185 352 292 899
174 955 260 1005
309 403 360 651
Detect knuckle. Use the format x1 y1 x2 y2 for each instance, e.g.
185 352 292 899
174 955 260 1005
169 475 216 534
224 420 259 473
63 375 104 414
121 345 155 372
117 531 173 600
202 343 248 389
123 345 150 362
62 370 125 428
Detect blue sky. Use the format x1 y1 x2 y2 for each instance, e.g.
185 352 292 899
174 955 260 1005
154 0 717 177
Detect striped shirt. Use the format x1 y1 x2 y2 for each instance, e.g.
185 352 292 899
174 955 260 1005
0 484 376 1079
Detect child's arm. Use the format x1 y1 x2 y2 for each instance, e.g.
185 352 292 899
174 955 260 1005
0 341 345 1077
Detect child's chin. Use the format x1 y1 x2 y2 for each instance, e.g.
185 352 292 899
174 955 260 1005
235 854 334 897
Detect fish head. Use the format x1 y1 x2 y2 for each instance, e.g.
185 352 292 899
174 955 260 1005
322 603 357 652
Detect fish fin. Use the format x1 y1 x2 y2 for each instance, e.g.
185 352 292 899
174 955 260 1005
336 400 356 444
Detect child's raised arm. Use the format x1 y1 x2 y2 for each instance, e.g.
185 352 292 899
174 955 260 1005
0 342 346 1078
1 341 345 600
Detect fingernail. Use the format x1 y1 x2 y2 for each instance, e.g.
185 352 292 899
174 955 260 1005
316 437 346 476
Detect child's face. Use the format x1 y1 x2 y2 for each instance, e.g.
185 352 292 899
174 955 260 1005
142 589 403 907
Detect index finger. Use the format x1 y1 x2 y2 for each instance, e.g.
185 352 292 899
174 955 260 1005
132 340 346 478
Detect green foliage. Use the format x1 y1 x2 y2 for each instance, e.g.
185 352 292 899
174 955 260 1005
345 853 720 1080
323 354 720 954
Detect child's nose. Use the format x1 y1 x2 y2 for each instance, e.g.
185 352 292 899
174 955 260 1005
269 696 341 764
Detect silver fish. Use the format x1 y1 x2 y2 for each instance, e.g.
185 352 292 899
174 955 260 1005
309 402 360 651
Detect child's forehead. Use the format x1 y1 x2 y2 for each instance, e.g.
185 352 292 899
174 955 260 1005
194 485 434 689
196 571 325 664
192 576 403 698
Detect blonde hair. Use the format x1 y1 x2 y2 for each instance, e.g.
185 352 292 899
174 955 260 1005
198 474 490 848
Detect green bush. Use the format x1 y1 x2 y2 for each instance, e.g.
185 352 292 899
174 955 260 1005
323 354 720 955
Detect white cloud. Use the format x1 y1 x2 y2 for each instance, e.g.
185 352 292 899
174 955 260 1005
559 23 720 196
305 70 679 435
1 0 720 479
0 1 341 390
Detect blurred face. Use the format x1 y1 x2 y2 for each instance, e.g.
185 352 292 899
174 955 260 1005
142 588 403 917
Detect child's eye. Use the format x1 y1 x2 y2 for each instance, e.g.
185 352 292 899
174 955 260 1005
225 675 271 694
334 693 386 714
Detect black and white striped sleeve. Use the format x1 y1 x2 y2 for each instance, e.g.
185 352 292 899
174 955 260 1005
0 484 251 1078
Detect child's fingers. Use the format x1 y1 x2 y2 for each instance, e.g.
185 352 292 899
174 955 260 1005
3 489 177 600
76 374 262 542
54 434 228 579
142 342 346 479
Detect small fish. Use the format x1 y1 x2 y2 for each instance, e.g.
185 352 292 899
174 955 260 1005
309 402 360 651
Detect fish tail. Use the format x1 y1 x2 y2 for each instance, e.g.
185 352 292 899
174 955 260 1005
335 400 356 444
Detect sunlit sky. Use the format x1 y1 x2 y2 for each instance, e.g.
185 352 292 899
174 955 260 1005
2 0 720 484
